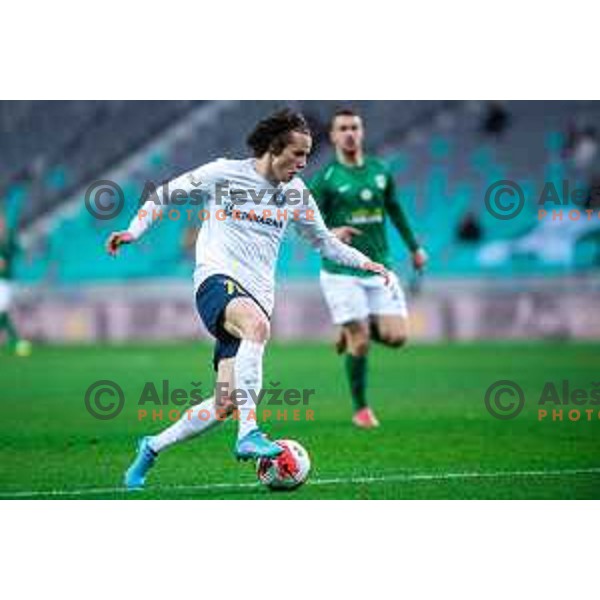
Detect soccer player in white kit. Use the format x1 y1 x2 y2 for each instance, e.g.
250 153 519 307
108 110 390 489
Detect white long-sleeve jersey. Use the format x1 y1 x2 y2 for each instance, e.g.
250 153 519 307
127 158 372 315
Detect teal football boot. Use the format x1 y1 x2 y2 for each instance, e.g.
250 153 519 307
124 437 157 490
235 429 283 461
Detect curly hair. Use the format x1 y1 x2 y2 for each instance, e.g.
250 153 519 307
247 109 311 157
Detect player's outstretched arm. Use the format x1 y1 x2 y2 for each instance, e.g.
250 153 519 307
384 172 428 272
293 181 391 284
106 194 158 257
105 192 166 257
105 197 154 257
104 161 218 257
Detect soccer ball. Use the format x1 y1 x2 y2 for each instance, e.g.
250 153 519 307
256 439 311 490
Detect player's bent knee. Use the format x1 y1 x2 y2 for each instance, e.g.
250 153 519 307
225 298 270 343
229 309 270 343
242 316 270 343
381 333 407 348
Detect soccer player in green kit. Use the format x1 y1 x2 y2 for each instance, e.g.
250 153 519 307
0 205 30 357
310 109 427 428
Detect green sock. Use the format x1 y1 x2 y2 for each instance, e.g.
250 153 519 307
0 312 18 347
345 354 368 412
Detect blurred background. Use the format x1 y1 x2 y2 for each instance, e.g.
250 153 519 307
2 100 600 344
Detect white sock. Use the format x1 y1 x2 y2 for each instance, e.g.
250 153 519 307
234 340 265 440
148 396 222 453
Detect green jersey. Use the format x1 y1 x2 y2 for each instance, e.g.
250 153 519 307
309 155 418 277
0 230 17 280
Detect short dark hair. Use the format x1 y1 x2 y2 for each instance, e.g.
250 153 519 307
330 108 360 130
247 109 311 157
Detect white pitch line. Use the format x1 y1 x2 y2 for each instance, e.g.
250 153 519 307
1 467 600 499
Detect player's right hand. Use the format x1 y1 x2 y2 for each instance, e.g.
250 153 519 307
106 231 134 256
361 261 391 286
331 226 362 244
412 247 428 272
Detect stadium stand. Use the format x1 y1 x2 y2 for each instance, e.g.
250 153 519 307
1 101 198 222
3 100 600 285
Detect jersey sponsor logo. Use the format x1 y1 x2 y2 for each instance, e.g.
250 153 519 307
217 182 308 207
349 208 384 224
271 190 287 207
223 202 285 229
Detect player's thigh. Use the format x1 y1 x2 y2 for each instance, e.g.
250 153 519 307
223 297 270 343
195 274 269 371
364 276 409 346
319 271 370 326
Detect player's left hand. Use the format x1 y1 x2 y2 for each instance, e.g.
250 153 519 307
331 226 362 244
361 261 391 285
412 247 428 272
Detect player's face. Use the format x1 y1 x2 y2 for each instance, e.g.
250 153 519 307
330 115 364 154
272 131 312 183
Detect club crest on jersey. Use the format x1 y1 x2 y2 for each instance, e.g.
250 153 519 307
360 188 374 202
271 190 286 207
375 174 387 190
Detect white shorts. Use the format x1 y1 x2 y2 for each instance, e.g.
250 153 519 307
0 279 13 313
320 271 408 325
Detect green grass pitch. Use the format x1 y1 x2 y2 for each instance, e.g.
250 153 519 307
1 342 599 499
